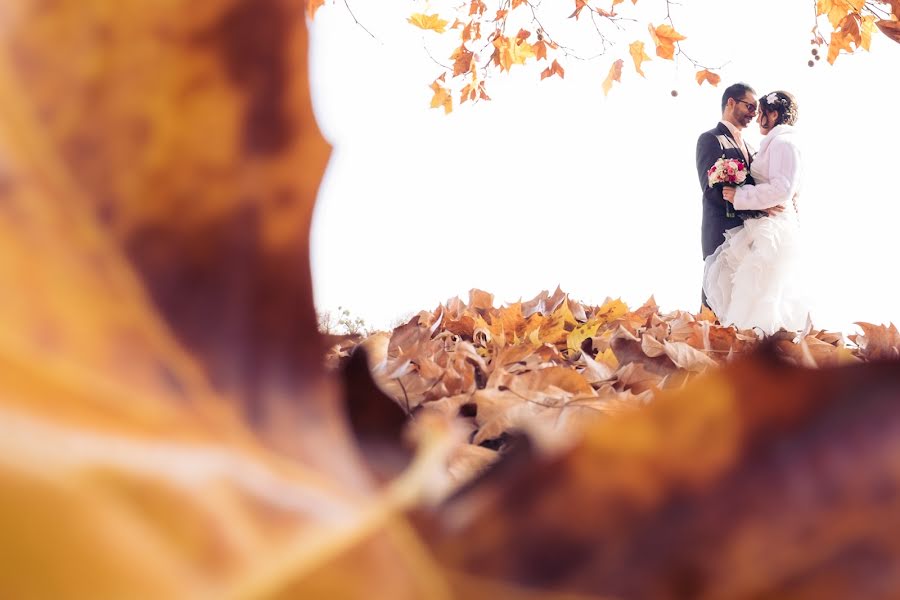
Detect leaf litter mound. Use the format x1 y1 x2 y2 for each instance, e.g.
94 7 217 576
327 286 899 490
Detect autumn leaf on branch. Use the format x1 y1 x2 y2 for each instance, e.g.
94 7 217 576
408 12 449 33
311 0 900 112
460 80 491 103
569 0 589 20
540 59 565 80
430 74 453 113
818 0 867 29
648 23 687 60
602 59 624 96
629 40 651 76
860 14 878 49
451 45 475 77
510 39 536 65
696 68 721 86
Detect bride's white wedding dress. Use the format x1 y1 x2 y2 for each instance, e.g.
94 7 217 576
703 124 810 335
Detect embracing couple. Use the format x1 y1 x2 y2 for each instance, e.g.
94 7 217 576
697 82 808 336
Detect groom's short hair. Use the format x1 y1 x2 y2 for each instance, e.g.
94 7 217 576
721 83 756 112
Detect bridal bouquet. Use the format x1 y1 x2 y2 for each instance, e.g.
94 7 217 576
707 156 748 218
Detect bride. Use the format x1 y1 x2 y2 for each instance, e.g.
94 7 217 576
703 90 810 335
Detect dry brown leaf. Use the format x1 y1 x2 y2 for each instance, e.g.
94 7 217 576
877 19 900 44
425 352 900 600
663 340 719 372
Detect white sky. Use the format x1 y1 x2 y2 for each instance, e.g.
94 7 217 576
309 0 900 334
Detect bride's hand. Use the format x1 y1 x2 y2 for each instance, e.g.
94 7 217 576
722 186 736 202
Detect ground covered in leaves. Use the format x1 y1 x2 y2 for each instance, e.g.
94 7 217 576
327 287 899 489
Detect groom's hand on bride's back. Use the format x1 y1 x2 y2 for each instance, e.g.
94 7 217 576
764 205 786 216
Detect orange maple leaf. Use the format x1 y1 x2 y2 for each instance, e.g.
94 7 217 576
695 69 721 87
602 59 624 96
827 29 855 62
628 40 651 77
430 77 453 113
540 59 565 80
569 0 589 19
460 83 474 104
818 0 866 29
648 23 686 60
451 45 475 77
408 12 449 33
512 0 529 7
469 0 487 16
462 20 482 42
533 39 549 60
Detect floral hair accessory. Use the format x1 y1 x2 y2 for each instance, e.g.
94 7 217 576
766 92 781 104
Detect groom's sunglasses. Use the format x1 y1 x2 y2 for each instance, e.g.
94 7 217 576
735 99 757 113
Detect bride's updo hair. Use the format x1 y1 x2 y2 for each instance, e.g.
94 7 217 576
759 90 799 126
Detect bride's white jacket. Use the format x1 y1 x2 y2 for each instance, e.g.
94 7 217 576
733 124 801 210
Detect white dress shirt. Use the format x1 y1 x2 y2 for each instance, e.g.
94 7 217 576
720 119 750 164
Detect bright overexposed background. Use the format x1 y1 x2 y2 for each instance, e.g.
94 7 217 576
309 0 900 334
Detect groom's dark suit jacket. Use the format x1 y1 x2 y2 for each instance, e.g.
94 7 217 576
696 122 761 259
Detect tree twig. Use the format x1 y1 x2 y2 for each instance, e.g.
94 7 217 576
343 0 379 41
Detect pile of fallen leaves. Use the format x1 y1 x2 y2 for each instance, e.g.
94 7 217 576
7 3 900 597
327 287 899 488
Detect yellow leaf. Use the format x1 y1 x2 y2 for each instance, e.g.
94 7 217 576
510 40 536 65
827 30 854 63
568 320 602 354
695 69 721 87
408 13 450 33
602 59 624 96
595 347 620 370
539 298 579 344
594 298 629 324
491 36 514 71
429 80 453 113
860 15 876 50
628 41 651 77
648 23 686 60
819 0 865 28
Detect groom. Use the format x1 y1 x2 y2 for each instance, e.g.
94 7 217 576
696 82 761 308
